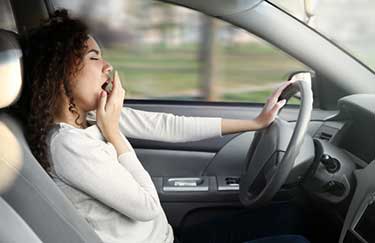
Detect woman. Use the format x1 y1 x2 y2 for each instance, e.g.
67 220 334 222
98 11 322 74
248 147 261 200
22 9 292 243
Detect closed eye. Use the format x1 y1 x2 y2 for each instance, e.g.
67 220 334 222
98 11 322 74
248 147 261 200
90 57 99 60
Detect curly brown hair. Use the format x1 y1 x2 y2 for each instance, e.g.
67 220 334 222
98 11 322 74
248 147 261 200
21 9 89 171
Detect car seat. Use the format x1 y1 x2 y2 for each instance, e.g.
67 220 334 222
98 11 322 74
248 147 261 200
0 196 43 243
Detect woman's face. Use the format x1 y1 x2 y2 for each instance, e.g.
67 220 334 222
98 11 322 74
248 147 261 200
70 37 112 112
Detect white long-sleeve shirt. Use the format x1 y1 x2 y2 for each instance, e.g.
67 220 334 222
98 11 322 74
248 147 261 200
48 107 222 243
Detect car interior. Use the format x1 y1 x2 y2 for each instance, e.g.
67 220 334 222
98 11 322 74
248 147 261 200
0 0 375 243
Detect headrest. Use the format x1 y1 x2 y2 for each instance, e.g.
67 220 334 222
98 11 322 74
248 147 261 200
0 30 23 109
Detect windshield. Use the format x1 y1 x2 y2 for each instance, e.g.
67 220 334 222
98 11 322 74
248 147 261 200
269 0 375 72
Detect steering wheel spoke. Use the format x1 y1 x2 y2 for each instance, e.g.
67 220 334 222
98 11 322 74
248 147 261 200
263 152 282 182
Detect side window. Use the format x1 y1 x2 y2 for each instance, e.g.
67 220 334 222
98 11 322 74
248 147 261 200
52 0 305 103
0 0 17 32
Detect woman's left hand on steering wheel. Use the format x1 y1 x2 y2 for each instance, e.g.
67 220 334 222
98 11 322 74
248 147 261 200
254 80 294 129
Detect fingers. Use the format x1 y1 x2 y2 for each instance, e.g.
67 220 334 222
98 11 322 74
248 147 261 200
266 80 293 106
112 70 124 92
107 70 125 106
271 99 286 113
115 71 121 86
272 80 293 98
98 90 107 113
112 70 117 90
114 71 125 100
264 80 291 111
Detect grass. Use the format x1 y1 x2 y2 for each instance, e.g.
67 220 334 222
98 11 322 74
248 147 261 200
103 42 306 103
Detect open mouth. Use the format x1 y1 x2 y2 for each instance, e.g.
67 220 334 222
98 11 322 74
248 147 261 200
101 79 112 93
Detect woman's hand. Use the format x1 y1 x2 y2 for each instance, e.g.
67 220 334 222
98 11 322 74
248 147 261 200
254 80 294 129
221 80 295 135
96 71 126 142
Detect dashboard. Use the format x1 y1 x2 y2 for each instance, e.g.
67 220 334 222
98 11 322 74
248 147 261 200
303 94 375 243
335 94 375 164
314 94 375 166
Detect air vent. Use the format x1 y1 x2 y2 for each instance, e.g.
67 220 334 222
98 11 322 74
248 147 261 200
318 132 333 141
314 124 339 142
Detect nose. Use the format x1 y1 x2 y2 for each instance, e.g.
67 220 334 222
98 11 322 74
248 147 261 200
103 60 113 74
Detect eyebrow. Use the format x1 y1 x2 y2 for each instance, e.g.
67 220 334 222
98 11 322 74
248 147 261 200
87 49 100 55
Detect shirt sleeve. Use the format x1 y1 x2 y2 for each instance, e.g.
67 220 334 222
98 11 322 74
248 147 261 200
87 108 222 143
50 130 161 222
119 107 222 142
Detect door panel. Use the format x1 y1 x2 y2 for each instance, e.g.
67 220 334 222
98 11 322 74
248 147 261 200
136 149 215 177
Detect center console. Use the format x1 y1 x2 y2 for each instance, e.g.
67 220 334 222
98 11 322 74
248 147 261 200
340 160 375 243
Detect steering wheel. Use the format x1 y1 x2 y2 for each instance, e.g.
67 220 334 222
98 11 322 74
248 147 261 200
239 80 313 207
